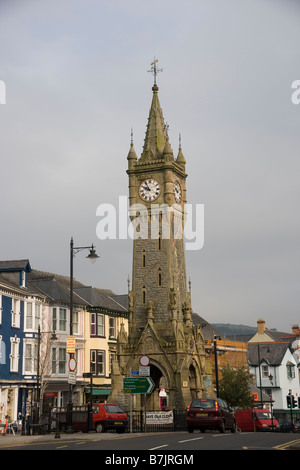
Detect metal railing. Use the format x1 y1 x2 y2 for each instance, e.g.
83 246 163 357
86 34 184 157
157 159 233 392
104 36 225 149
127 409 187 433
25 408 188 434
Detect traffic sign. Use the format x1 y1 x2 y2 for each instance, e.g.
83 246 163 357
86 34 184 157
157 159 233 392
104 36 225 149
123 377 155 394
69 357 77 372
67 336 76 353
139 366 150 376
139 355 150 366
68 371 76 385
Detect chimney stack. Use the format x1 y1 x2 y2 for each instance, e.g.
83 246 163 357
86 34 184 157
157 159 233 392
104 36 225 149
292 324 300 336
257 318 266 335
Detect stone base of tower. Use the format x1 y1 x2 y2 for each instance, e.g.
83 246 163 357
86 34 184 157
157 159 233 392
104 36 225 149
108 321 212 412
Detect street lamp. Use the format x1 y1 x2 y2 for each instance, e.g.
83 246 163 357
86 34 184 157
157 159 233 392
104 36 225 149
66 237 99 433
213 335 221 398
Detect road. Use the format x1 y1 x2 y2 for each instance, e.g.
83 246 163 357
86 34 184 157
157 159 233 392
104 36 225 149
1 430 300 453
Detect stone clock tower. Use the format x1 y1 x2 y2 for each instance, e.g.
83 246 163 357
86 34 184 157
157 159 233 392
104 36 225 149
109 61 208 410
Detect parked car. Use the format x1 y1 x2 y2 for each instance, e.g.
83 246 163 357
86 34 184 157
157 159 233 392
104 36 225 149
235 409 280 432
52 403 128 433
92 403 128 433
186 398 236 433
280 420 300 433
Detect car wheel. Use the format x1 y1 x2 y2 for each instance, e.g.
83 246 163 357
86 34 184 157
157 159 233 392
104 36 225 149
219 421 225 433
200 428 206 433
96 422 104 433
230 421 236 433
187 426 194 433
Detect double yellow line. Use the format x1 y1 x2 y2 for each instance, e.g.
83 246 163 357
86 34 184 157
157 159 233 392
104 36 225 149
274 439 300 450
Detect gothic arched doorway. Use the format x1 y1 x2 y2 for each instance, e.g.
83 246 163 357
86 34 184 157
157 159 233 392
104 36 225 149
144 364 167 411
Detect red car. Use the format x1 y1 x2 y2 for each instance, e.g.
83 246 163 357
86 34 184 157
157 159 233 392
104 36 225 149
90 403 128 433
52 403 128 433
186 398 236 433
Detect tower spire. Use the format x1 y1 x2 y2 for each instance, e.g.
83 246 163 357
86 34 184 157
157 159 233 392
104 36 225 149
140 58 168 161
176 132 186 165
127 127 138 163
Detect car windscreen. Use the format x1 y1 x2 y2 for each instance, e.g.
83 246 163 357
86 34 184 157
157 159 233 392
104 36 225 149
104 405 124 413
190 399 216 409
256 411 272 420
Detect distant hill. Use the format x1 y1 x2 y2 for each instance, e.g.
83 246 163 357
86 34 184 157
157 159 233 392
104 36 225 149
211 323 257 337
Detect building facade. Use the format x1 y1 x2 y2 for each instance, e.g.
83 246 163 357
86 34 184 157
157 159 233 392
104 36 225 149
248 319 300 422
0 260 129 423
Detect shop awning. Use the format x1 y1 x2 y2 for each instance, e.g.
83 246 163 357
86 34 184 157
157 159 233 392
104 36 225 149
85 388 111 396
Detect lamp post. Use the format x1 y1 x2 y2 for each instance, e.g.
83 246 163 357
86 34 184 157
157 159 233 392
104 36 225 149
213 335 221 398
257 344 263 407
66 237 99 433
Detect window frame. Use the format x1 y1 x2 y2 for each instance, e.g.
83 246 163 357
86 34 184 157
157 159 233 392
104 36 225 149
10 336 20 372
11 298 21 328
90 349 105 376
51 346 67 376
90 312 105 337
109 317 116 339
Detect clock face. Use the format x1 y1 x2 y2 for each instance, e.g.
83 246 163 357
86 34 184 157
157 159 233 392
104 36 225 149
139 179 160 202
174 181 182 203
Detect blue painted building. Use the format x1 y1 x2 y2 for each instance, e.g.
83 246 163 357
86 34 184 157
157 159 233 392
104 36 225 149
0 260 45 422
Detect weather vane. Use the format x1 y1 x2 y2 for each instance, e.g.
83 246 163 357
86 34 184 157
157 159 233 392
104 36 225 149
148 57 163 85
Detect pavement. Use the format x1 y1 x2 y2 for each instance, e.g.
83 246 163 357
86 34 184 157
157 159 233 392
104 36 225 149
0 429 139 448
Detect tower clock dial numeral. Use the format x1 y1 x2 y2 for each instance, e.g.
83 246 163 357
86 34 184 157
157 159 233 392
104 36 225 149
139 179 160 201
174 181 182 203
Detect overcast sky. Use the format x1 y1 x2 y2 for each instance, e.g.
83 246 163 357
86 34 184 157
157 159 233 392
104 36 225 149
1 0 299 332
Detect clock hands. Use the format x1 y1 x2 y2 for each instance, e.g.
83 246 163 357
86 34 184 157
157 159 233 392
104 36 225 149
140 179 160 201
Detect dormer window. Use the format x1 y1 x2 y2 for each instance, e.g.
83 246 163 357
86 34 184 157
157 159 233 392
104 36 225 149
0 259 31 288
287 362 295 379
261 364 269 378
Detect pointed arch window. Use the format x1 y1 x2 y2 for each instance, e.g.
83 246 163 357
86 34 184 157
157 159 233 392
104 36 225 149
142 250 146 268
158 268 162 287
157 231 162 251
142 286 147 305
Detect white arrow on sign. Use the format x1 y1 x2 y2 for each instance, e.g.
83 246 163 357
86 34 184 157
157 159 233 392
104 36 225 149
145 377 155 393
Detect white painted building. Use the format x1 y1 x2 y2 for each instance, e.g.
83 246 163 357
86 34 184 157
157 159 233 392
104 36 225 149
247 319 300 422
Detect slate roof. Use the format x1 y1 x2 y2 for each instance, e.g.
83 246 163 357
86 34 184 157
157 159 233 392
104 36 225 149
27 269 128 313
0 259 31 272
28 270 88 305
247 342 291 366
74 286 128 312
0 273 42 297
192 312 225 341
264 329 297 344
249 383 272 404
